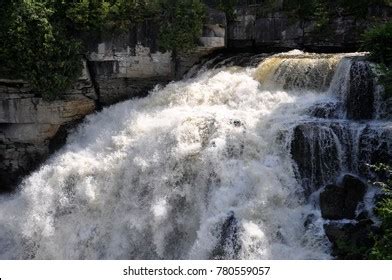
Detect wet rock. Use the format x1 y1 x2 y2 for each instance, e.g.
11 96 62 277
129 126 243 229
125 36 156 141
0 141 49 192
346 61 374 120
304 213 317 229
291 121 392 192
320 184 346 220
356 210 371 221
341 174 367 218
291 123 341 197
307 102 341 119
94 77 170 106
324 220 376 259
211 211 241 260
319 175 367 220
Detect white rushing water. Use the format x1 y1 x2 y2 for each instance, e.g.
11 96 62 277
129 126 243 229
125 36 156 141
0 51 372 260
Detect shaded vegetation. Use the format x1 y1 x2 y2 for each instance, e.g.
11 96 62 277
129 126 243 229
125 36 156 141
157 0 205 53
369 164 392 259
0 0 86 100
362 22 392 97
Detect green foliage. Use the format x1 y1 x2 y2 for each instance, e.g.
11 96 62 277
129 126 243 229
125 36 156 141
379 67 392 97
157 0 206 54
282 0 317 19
63 0 110 32
362 22 392 97
0 0 84 100
105 0 160 31
362 22 392 65
313 0 330 31
217 0 237 21
334 237 372 260
369 164 392 259
337 0 376 17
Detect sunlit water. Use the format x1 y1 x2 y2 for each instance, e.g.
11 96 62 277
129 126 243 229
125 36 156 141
0 51 375 259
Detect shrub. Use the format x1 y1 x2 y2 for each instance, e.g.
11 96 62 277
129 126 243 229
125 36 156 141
0 0 84 100
362 22 392 97
369 164 392 259
157 0 206 54
362 22 392 65
217 0 237 21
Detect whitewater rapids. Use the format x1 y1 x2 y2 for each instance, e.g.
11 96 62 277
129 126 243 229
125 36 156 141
0 51 368 260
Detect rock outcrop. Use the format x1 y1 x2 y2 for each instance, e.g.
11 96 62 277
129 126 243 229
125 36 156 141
319 175 367 220
87 8 226 105
324 219 377 259
0 71 96 191
227 5 391 51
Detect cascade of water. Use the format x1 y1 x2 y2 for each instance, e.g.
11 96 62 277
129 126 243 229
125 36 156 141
0 50 388 260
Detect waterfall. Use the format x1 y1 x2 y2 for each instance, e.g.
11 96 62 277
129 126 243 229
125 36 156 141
0 50 389 260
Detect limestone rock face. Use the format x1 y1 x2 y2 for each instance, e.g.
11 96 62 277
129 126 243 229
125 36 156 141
227 5 391 51
0 72 96 192
0 95 95 124
88 8 226 105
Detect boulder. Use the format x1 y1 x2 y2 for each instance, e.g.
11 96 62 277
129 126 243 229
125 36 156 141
341 174 367 218
324 220 377 259
320 184 346 220
319 175 367 220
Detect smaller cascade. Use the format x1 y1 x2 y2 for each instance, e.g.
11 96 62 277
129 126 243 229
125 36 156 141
290 122 344 197
254 52 341 92
319 174 379 260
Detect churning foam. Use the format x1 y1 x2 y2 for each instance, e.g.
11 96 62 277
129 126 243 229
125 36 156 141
0 52 370 260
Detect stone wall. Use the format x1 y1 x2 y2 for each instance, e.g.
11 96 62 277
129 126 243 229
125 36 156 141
0 65 96 191
227 5 392 51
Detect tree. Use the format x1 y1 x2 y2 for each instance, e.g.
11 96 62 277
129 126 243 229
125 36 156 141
0 0 84 100
158 0 206 54
362 22 392 97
